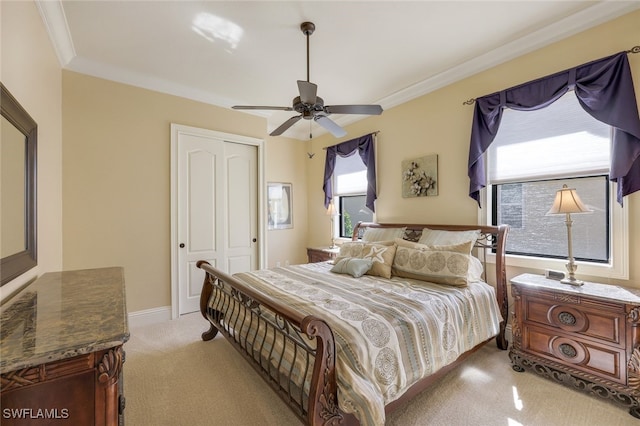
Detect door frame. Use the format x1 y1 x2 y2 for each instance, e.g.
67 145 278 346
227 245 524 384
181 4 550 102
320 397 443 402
170 123 266 319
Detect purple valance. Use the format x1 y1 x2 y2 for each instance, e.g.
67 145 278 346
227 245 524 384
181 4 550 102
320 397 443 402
323 133 377 212
468 51 640 206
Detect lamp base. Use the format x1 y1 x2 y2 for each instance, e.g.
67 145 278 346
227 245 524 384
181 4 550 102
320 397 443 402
560 277 584 286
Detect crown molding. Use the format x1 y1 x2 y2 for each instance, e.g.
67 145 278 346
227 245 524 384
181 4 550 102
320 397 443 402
36 0 75 66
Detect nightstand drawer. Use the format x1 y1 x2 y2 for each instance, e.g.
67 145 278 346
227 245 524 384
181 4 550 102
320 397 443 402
523 324 625 384
523 297 624 347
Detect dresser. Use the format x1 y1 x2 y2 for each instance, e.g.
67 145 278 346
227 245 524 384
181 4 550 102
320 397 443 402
1 267 129 425
306 247 340 263
509 273 640 418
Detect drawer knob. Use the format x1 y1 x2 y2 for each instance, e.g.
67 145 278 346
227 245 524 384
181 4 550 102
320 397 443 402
558 343 578 358
558 311 577 326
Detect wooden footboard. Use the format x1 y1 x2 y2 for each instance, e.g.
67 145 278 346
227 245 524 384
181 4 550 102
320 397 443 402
197 222 508 425
197 260 356 426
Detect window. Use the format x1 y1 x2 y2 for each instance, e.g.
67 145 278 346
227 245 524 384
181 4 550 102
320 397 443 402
482 92 628 279
333 153 373 238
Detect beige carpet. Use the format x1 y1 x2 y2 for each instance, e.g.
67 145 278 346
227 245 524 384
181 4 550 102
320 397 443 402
124 313 637 425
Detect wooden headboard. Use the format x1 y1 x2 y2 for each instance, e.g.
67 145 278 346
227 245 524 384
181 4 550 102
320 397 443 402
352 221 510 350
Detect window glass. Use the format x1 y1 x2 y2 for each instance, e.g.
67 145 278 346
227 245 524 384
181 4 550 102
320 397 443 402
339 195 372 238
493 176 609 262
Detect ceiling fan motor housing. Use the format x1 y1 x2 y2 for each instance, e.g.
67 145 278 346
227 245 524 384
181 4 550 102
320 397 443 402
293 96 325 119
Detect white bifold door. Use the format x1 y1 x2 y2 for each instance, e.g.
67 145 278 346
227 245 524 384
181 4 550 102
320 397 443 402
172 124 262 316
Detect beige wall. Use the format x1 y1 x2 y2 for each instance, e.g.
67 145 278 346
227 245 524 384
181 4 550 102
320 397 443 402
0 1 63 299
62 72 309 312
306 10 640 289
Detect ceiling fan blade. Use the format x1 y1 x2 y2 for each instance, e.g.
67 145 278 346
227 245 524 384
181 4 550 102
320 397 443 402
297 80 317 105
324 105 383 115
315 115 347 138
270 115 303 136
232 105 293 111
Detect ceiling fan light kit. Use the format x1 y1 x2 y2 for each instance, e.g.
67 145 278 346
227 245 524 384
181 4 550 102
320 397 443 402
232 22 383 138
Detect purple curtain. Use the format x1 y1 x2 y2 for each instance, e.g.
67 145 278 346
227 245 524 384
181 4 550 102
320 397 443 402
468 51 640 206
323 133 377 211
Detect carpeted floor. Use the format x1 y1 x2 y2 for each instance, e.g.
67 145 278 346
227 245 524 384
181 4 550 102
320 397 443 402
124 313 637 425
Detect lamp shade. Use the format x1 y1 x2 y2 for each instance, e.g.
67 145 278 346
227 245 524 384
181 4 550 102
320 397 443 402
546 184 592 215
326 202 337 216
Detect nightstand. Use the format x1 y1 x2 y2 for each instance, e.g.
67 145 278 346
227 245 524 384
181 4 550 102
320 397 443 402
306 247 340 263
509 273 640 418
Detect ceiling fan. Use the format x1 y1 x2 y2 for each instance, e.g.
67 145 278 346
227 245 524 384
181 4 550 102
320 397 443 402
232 22 383 138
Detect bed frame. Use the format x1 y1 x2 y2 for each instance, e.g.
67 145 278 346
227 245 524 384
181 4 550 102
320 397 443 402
197 222 509 425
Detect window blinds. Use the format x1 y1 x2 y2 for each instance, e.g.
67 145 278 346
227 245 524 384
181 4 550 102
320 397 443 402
488 92 610 184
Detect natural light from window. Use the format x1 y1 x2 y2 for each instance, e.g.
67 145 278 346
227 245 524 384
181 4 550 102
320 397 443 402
336 170 367 194
192 13 243 51
494 131 609 182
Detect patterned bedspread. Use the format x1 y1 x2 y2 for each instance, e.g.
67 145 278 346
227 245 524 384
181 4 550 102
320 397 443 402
231 261 502 425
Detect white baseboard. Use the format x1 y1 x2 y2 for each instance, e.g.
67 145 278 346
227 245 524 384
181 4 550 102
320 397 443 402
128 306 172 328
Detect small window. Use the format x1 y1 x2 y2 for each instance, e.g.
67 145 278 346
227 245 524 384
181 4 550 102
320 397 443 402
333 153 373 238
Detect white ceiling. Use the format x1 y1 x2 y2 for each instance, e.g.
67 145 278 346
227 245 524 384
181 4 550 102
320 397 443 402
38 1 640 140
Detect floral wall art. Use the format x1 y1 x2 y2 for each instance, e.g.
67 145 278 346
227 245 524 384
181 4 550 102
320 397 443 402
402 154 438 197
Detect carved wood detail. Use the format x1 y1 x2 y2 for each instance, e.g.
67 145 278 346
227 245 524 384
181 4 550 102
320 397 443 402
553 293 580 304
302 316 343 425
628 307 640 323
511 350 640 408
98 347 123 387
0 353 93 392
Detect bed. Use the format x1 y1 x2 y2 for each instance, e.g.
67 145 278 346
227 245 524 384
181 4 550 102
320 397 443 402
197 222 509 425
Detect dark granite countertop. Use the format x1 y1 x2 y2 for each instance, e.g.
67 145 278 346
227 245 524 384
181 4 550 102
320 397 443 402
0 267 129 373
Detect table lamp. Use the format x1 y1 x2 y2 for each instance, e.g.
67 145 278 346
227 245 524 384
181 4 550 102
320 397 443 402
546 184 592 286
326 202 339 249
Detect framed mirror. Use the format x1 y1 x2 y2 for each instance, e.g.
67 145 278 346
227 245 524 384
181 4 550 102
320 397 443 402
1 83 37 285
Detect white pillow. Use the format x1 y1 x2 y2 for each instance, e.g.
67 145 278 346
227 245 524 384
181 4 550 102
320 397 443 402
468 256 484 283
418 228 480 246
362 227 406 242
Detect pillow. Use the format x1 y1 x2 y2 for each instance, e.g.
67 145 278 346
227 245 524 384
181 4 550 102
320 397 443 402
468 256 484 283
331 257 373 278
392 238 475 286
362 227 406 242
335 241 397 279
417 228 480 247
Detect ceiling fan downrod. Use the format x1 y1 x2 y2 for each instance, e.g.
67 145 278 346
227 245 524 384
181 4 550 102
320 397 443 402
300 22 315 83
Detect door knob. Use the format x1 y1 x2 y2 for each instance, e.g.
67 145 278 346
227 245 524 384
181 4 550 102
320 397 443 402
252 238 257 243
179 243 185 248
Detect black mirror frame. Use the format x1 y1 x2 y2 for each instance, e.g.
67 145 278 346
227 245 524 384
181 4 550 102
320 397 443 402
1 82 37 285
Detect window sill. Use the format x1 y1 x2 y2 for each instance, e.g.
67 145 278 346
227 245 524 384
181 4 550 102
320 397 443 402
485 251 628 281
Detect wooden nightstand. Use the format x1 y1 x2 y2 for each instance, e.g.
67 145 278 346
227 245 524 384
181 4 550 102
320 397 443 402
509 273 640 418
306 247 340 263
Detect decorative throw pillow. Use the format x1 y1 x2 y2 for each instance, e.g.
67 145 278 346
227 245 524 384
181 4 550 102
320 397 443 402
417 228 480 247
392 238 475 286
335 241 397 279
331 257 374 278
361 227 406 242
